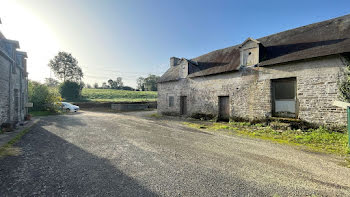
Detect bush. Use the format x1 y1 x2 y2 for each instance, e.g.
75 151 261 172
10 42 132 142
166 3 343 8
59 81 82 100
28 81 61 111
339 54 350 101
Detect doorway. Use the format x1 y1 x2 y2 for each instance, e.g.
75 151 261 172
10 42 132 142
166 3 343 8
180 96 187 115
218 96 230 121
14 89 19 121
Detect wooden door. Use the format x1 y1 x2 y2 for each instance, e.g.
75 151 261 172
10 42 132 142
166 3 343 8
218 96 230 121
180 96 187 115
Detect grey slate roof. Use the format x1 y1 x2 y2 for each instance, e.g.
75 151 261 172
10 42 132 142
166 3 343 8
159 14 350 83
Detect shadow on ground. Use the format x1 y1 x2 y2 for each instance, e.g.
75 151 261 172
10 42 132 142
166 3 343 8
35 112 86 130
0 122 157 196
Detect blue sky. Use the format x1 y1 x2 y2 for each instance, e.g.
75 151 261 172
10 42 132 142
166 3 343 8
1 0 350 87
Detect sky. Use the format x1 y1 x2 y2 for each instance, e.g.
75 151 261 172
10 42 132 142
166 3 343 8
0 0 349 88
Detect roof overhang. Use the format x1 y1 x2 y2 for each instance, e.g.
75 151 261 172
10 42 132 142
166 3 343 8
16 51 27 58
4 39 20 48
239 37 260 48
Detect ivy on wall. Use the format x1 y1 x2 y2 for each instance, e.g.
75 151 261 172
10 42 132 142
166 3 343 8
339 54 350 102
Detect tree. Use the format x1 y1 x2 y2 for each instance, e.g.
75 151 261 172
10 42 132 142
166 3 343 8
59 81 82 100
121 86 135 91
86 84 92 89
136 75 160 91
44 78 60 87
94 83 99 89
144 74 160 91
107 79 114 88
102 82 109 89
137 77 145 91
339 55 350 101
28 81 61 111
107 77 124 89
48 51 83 82
115 77 123 89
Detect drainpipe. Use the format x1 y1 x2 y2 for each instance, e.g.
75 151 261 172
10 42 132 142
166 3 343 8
8 61 12 122
20 65 22 121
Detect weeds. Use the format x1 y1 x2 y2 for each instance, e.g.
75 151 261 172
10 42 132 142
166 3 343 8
0 128 30 158
148 113 162 118
184 121 349 155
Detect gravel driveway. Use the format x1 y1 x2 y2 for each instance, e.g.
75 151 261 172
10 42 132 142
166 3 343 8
0 110 349 196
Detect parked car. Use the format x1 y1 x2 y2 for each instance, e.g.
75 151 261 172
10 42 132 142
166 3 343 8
60 102 80 112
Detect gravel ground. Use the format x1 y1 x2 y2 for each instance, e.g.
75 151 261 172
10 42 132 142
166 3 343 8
0 110 349 196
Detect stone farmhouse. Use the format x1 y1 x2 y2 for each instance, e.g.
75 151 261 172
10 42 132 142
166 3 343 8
0 20 29 126
158 14 350 126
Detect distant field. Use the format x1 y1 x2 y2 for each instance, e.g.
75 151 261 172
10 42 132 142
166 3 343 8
79 88 157 102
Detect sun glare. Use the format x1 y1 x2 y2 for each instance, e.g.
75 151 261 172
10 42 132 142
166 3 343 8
0 0 60 82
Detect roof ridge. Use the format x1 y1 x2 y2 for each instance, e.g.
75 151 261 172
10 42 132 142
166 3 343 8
257 14 350 42
192 14 350 61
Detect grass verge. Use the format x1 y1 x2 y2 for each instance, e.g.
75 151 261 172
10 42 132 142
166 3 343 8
0 127 31 158
148 113 162 118
184 121 350 156
30 111 62 117
78 88 157 102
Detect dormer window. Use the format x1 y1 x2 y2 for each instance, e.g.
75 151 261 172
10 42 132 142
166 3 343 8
239 37 264 67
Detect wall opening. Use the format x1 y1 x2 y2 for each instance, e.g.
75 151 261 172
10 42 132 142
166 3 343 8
180 96 187 115
271 77 297 118
168 96 174 107
218 96 230 121
14 89 19 121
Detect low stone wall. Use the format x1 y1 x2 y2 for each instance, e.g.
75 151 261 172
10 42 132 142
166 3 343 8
112 103 146 111
72 102 111 109
72 101 157 111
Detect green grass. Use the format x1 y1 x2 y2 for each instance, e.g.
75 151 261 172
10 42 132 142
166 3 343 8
0 128 30 158
77 88 157 102
148 113 162 118
48 87 157 102
29 111 62 117
184 122 350 156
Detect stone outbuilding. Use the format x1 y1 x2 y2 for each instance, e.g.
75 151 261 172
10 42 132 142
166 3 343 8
158 14 350 126
0 21 29 126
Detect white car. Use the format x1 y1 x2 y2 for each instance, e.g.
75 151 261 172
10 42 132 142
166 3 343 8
61 102 80 112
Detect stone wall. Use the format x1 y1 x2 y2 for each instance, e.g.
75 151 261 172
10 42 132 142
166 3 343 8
10 65 22 122
158 55 347 126
0 51 28 125
0 54 11 125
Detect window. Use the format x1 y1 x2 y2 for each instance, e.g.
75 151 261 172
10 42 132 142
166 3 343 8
271 77 297 118
274 80 295 100
169 96 174 107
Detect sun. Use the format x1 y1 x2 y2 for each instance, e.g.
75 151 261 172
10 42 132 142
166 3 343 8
0 0 60 83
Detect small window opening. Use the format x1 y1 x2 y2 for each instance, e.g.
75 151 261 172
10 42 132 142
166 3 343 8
169 96 174 107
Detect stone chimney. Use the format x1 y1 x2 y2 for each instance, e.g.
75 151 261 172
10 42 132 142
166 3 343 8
170 57 180 67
